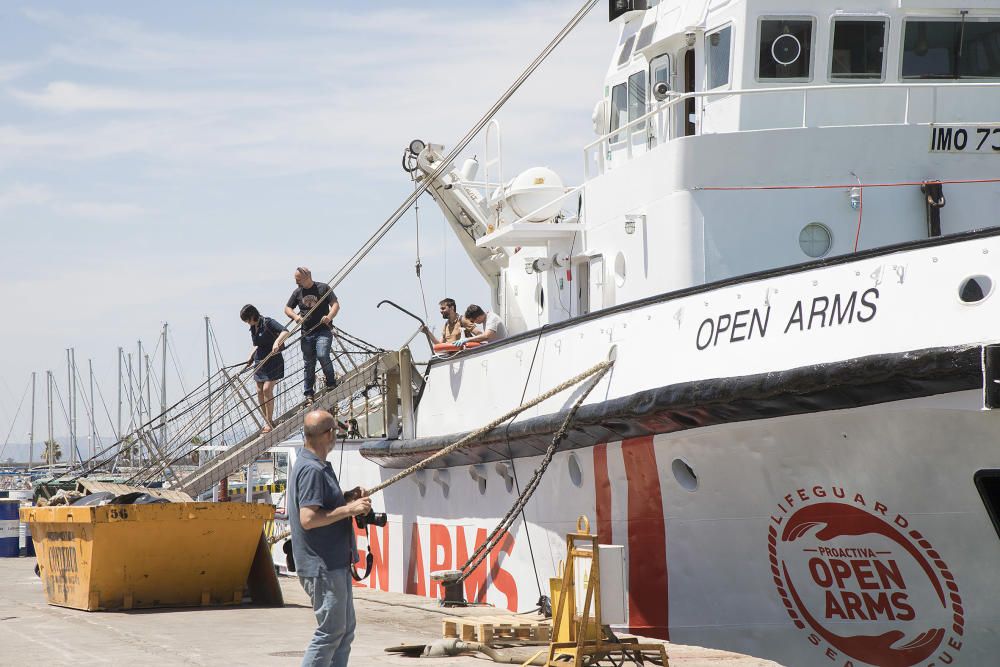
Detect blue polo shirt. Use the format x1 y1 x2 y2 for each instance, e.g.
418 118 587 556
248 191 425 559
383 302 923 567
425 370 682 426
288 447 354 576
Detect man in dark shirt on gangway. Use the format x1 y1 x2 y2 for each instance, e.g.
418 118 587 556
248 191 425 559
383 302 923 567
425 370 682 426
284 267 340 404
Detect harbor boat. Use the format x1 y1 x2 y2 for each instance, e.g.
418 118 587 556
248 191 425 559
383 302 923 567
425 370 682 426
328 2 1000 666
68 1 998 665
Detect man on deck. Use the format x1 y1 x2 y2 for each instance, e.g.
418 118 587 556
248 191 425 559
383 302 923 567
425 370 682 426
421 297 478 346
460 304 508 345
285 267 339 404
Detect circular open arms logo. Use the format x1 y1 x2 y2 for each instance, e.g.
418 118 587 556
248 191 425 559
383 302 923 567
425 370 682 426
769 486 964 666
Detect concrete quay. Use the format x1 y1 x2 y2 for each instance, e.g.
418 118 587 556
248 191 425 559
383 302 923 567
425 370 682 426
0 558 780 666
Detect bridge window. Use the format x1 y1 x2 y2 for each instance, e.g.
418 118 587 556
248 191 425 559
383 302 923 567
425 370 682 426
903 18 1000 79
707 25 732 89
610 82 627 142
635 22 657 51
758 17 814 81
628 71 646 125
831 18 887 80
618 34 637 67
650 53 671 98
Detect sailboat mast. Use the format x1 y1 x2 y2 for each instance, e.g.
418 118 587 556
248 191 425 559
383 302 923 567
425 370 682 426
117 347 123 439
145 354 152 435
46 371 53 473
72 348 78 467
29 371 35 469
206 317 212 444
127 353 134 430
137 340 144 425
161 322 167 447
66 349 74 467
89 358 95 460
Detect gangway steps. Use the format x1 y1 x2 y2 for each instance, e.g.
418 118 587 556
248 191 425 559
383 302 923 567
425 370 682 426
178 355 385 497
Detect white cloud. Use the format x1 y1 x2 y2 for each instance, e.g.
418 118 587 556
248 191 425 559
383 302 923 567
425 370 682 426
56 201 146 221
5 2 611 179
0 184 54 210
0 183 145 221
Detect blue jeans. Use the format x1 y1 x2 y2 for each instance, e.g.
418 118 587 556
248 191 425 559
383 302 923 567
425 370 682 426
299 567 355 667
301 330 336 397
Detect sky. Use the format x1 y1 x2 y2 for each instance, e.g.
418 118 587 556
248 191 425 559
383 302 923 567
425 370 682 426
0 1 614 459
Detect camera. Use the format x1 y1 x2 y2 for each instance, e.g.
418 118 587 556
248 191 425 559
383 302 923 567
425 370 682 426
344 488 387 530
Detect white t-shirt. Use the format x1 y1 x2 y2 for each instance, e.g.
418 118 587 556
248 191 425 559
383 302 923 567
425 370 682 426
483 311 508 341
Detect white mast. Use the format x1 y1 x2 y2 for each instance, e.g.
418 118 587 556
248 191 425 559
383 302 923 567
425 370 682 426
206 317 212 444
28 371 35 469
117 347 123 439
46 371 53 473
66 349 74 467
145 354 152 436
127 353 134 431
161 322 168 447
137 340 144 426
89 358 95 460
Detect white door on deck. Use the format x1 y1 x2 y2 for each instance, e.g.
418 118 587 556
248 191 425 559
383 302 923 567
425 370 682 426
588 255 605 312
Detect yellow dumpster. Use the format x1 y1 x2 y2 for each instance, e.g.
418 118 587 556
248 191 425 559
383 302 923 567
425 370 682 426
21 502 274 611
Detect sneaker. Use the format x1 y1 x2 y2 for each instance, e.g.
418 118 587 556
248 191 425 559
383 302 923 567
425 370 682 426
303 395 314 407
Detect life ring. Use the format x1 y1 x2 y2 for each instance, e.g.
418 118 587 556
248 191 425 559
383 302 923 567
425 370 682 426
433 342 482 353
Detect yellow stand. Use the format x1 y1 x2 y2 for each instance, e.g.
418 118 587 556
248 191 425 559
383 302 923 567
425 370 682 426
545 516 669 667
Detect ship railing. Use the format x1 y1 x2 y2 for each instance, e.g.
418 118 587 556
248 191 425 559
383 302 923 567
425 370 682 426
584 81 1000 179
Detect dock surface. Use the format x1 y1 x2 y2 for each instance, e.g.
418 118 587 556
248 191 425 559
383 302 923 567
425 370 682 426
0 559 780 665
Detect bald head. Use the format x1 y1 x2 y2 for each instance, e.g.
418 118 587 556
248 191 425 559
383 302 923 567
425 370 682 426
294 266 314 288
303 409 336 442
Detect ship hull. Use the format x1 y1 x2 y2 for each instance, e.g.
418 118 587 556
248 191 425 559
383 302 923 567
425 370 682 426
298 230 1000 667
335 387 998 666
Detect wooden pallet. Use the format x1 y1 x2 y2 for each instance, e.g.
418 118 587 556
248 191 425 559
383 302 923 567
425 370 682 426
442 614 552 644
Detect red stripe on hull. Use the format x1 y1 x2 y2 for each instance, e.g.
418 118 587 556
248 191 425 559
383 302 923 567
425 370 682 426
593 443 613 545
621 435 669 640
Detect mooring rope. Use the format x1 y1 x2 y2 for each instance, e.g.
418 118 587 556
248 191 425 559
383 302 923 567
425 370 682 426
455 360 613 583
267 354 614 546
366 357 613 495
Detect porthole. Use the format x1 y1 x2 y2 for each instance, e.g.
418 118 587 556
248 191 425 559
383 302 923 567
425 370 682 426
671 458 698 492
799 223 832 258
614 252 627 287
568 453 584 487
535 284 545 314
959 275 993 304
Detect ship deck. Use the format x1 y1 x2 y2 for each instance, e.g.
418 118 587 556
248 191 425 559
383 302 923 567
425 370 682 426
0 558 780 666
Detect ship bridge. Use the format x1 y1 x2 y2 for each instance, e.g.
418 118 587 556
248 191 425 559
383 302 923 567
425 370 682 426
411 0 1000 341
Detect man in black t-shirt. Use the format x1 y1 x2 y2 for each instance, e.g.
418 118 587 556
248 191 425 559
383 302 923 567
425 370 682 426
284 267 340 402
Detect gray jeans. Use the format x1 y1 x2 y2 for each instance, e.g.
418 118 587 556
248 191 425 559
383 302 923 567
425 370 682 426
299 567 355 667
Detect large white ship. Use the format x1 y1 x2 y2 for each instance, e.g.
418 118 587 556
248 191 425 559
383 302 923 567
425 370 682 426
307 1 1000 665
86 1 997 665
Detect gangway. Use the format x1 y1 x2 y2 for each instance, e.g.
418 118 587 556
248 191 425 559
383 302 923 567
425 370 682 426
62 328 414 500
178 353 390 497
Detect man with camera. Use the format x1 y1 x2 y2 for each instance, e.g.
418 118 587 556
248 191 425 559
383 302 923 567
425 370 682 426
289 409 372 667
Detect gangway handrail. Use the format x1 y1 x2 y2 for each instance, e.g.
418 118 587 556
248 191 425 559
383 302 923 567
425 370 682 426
178 354 387 497
584 80 1000 178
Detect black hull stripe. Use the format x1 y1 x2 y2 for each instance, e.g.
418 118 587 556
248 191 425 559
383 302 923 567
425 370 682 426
361 345 982 468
